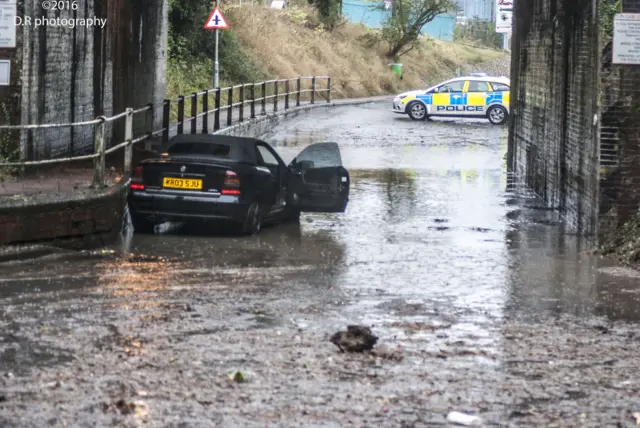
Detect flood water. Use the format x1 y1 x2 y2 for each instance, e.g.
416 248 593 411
1 101 639 427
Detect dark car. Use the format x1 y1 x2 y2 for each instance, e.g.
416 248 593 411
127 134 350 235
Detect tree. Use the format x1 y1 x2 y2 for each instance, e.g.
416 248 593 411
381 0 456 58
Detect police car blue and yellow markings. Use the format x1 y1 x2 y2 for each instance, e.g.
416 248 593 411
411 91 505 113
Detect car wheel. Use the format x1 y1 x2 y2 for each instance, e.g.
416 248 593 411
407 101 428 121
242 203 263 235
487 105 508 125
131 214 155 234
286 206 301 223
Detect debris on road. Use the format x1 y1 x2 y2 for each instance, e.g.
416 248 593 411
330 325 378 352
228 370 245 383
446 411 483 426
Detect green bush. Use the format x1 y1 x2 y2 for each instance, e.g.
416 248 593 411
453 18 501 49
168 0 267 95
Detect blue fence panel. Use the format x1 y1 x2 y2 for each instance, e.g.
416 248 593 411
341 0 456 41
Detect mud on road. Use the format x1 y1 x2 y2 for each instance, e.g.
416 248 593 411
1 102 640 427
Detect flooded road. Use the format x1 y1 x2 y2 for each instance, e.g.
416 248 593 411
2 101 640 427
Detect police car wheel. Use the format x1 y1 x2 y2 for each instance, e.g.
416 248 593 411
407 101 427 121
487 105 507 125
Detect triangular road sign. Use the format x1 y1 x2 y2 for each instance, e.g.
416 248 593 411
205 7 229 29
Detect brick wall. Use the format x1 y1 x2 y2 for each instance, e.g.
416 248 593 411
508 0 600 236
598 0 640 241
16 0 167 161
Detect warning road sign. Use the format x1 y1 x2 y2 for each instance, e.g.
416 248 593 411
205 7 228 29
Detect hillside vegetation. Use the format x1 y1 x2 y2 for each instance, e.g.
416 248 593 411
167 4 507 99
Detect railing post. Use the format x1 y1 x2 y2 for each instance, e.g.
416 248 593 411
285 79 290 109
177 96 185 134
191 92 198 134
92 117 106 188
327 77 331 103
124 108 134 179
250 84 256 119
239 85 245 122
214 88 221 131
273 80 279 113
145 103 153 151
261 81 266 115
296 77 301 107
311 76 316 104
227 86 234 127
202 90 209 134
162 99 170 146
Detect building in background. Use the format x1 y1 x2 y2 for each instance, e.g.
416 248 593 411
454 0 494 23
341 0 456 41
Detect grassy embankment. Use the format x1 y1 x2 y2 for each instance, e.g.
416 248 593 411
166 4 506 101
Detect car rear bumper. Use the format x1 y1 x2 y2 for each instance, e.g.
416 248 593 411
128 190 249 223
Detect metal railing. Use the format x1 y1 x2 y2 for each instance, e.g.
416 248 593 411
0 75 331 187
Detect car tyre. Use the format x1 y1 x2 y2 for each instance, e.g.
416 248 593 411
407 101 428 121
131 214 155 234
487 105 508 125
242 203 263 235
286 206 301 223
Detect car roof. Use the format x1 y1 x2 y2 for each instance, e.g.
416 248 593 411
448 75 510 84
166 134 263 164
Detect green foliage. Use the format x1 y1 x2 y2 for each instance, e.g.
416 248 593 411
599 0 621 45
379 0 455 58
453 19 501 49
168 0 267 92
0 101 20 180
310 0 343 30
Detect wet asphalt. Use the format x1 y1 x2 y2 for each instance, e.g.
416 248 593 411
1 101 640 427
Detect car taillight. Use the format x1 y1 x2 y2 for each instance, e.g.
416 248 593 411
130 165 144 191
221 170 240 195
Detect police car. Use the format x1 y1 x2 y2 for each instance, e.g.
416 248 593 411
392 74 511 125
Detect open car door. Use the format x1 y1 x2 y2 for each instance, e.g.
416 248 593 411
286 142 350 212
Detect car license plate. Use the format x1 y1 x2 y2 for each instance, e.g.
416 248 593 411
162 177 202 190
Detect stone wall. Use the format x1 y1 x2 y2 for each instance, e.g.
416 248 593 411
508 0 600 236
16 0 167 161
0 185 126 247
598 0 640 242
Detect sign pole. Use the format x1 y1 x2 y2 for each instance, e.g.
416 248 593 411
214 0 220 88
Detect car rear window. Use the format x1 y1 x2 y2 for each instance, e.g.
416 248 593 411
490 83 510 91
167 142 231 156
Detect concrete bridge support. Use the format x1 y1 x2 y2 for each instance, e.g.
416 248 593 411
12 0 168 161
508 0 640 242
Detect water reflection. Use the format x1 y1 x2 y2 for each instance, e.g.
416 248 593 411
503 202 640 323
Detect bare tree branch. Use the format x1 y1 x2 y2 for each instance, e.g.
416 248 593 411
382 0 456 58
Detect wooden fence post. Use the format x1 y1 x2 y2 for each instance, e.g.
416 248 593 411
296 77 301 107
250 84 256 119
162 99 170 146
285 79 290 109
191 92 198 134
214 88 221 131
327 77 331 103
92 117 106 188
124 108 133 179
177 96 185 134
273 80 279 112
239 85 245 122
261 81 267 115
227 86 234 127
311 76 316 104
202 91 209 134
